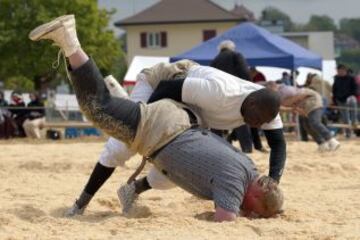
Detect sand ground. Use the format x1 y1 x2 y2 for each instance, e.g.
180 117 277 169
0 138 359 240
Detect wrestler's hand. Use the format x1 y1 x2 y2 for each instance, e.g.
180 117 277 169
292 107 306 116
214 207 236 222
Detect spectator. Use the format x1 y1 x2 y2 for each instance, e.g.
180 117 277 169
9 91 27 137
0 91 8 107
0 91 15 139
210 40 250 80
292 70 299 87
23 92 45 139
356 73 360 104
250 67 266 83
333 64 358 138
277 72 292 86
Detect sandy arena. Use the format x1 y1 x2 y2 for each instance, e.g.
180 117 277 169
0 138 359 240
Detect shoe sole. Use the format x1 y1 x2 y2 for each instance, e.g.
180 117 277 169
331 144 340 151
29 15 74 41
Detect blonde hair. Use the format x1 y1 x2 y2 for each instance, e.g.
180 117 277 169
218 40 236 52
258 176 284 217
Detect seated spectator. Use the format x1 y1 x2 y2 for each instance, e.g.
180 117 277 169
277 72 292 86
0 91 13 138
0 91 8 107
250 67 266 83
9 90 27 137
23 92 45 139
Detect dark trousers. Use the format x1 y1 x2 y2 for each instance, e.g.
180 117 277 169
70 59 141 144
231 125 252 153
250 127 263 150
301 108 332 144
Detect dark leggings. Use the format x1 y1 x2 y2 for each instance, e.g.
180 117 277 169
250 127 263 150
84 162 115 195
70 59 141 143
70 59 143 201
231 125 252 153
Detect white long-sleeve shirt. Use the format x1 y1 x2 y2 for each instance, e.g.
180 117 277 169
182 65 283 130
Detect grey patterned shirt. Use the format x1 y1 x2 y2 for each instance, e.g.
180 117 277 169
152 129 258 214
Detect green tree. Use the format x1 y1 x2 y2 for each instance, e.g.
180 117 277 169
304 15 337 31
5 75 34 91
339 18 360 42
337 49 360 73
0 0 126 91
260 7 294 31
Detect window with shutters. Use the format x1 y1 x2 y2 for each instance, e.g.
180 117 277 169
203 30 216 41
140 32 167 48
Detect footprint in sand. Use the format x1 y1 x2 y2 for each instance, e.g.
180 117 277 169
9 204 46 223
0 216 11 226
18 161 72 173
124 205 152 219
96 198 118 211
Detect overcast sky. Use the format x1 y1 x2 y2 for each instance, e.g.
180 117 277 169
98 0 360 36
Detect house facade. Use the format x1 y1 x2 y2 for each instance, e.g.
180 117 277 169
115 0 251 62
282 32 335 60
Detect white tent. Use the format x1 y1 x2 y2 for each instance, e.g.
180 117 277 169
123 56 336 87
123 56 170 87
3 90 80 111
257 60 337 85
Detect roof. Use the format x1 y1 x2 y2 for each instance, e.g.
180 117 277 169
115 0 243 27
230 4 256 21
171 22 323 70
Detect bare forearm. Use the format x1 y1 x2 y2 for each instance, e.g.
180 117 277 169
214 207 237 222
282 94 311 107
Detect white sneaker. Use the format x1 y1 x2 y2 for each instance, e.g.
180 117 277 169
117 182 138 214
64 201 86 217
104 75 129 99
29 14 80 57
327 138 340 151
318 142 330 152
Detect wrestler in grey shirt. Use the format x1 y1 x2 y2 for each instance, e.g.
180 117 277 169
152 128 259 214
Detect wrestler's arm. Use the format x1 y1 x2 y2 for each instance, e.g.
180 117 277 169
261 115 286 182
282 94 311 108
263 129 286 182
147 79 185 103
214 207 237 222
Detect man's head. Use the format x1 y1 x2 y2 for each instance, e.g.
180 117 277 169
241 176 284 218
241 88 280 128
218 40 236 52
29 92 40 102
337 64 347 77
11 90 23 104
282 72 289 79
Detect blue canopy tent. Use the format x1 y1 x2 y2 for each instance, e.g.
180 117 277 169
170 22 322 70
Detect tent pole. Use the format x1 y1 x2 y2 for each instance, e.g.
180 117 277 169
292 69 301 141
